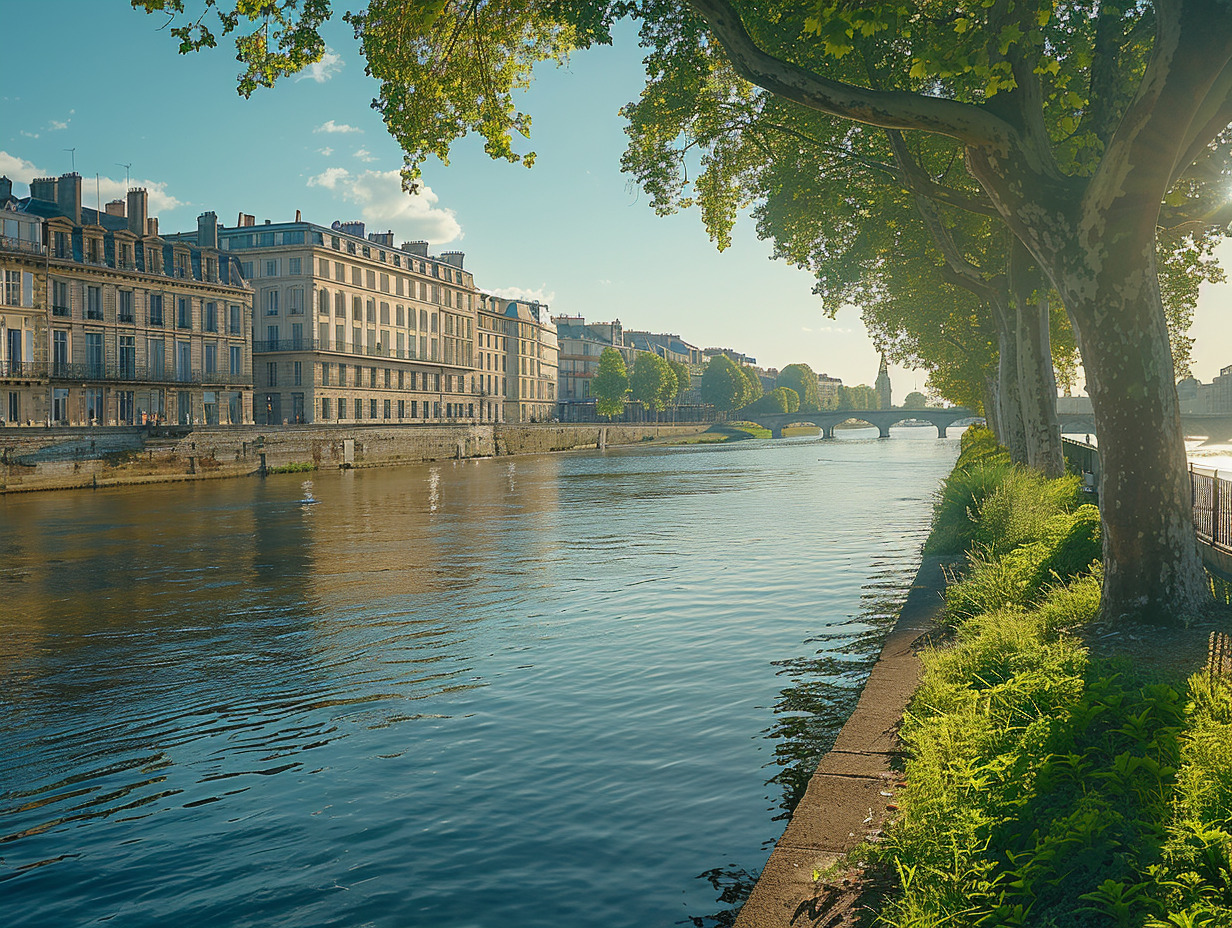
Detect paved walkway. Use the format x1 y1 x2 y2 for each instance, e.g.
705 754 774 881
733 555 952 928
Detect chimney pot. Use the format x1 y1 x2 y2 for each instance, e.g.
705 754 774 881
127 188 149 236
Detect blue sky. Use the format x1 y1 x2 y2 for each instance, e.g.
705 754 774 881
2 1 1228 389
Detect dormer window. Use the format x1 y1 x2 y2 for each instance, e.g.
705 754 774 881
53 230 69 259
86 237 102 265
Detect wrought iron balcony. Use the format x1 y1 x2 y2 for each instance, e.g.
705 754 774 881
0 360 49 379
48 361 249 386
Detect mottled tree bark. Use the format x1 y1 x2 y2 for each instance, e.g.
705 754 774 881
1010 246 1065 477
990 297 1028 466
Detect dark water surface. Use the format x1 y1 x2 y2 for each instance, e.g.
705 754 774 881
0 432 956 927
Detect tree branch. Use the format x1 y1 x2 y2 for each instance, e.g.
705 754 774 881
685 0 1014 148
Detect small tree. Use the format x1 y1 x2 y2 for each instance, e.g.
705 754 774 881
631 353 677 413
699 355 745 412
592 348 629 419
739 366 762 408
903 391 929 410
668 360 691 402
776 364 821 412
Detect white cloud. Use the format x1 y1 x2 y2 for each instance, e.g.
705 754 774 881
314 119 362 134
0 151 44 185
20 130 39 139
307 168 462 244
489 284 556 304
817 325 854 334
46 110 73 132
317 146 334 157
307 167 351 190
86 173 187 214
353 147 377 163
0 153 185 215
296 48 343 83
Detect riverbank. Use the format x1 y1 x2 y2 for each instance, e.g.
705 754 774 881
736 428 1232 928
0 422 710 494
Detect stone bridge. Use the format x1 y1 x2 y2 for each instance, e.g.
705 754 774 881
1059 412 1232 444
745 407 983 439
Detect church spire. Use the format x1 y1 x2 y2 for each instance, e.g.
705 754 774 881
875 353 892 409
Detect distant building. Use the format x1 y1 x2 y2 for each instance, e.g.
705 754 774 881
5 173 253 426
183 216 481 425
702 346 756 367
875 354 892 409
477 295 558 422
817 372 842 407
553 315 637 403
1179 367 1232 415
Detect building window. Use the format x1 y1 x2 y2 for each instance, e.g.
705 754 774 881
52 279 70 316
289 257 302 275
230 345 243 377
119 336 136 379
370 398 378 419
398 399 405 418
204 343 217 375
411 400 418 418
177 341 192 382
85 332 104 378
86 286 103 320
322 397 332 419
204 301 217 332
354 398 363 419
383 399 391 419
265 259 278 277
288 288 304 315
320 363 330 386
229 304 242 335
264 289 279 315
319 289 330 315
241 261 253 279
53 330 68 374
177 297 191 329
293 361 302 386
3 270 20 306
266 361 278 387
149 339 165 379
118 290 134 323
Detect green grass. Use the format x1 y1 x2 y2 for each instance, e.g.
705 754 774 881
266 461 317 474
863 426 1232 928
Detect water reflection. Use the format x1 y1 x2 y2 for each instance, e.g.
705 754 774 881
1 435 952 928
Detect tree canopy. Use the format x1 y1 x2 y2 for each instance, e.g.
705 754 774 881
776 364 821 412
699 354 746 411
592 347 629 418
630 352 678 412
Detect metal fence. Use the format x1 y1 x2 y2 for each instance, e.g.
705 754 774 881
1191 464 1232 554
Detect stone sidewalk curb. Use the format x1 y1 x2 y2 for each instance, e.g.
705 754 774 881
733 554 953 928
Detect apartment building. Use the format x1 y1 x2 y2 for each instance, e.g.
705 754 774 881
817 372 842 407
553 315 638 403
6 173 253 426
1178 366 1232 415
197 217 479 424
477 295 558 423
0 184 48 424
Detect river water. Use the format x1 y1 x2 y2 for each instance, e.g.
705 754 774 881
0 431 956 927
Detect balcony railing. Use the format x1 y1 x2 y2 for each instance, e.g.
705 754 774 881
0 235 43 255
1192 465 1232 555
0 360 49 379
254 338 319 353
48 361 248 386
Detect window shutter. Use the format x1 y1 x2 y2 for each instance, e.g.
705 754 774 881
22 272 32 307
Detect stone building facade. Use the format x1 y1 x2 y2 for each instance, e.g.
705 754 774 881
0 197 49 424
5 174 253 427
477 296 558 423
200 218 481 425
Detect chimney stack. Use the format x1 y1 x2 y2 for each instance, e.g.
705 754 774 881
197 211 219 249
0 176 11 202
127 188 148 236
401 241 429 256
146 217 159 237
236 212 255 228
440 251 465 269
30 176 58 203
104 199 126 218
295 209 301 222
57 172 82 224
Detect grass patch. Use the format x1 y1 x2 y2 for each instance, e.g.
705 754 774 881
864 425 1232 927
266 461 317 474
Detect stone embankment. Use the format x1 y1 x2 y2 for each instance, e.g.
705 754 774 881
0 422 709 494
733 555 953 928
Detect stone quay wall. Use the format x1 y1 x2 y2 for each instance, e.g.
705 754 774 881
0 422 709 494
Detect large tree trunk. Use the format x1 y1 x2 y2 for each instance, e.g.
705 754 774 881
1009 246 1065 477
982 376 1001 444
990 298 1028 465
1059 264 1208 625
